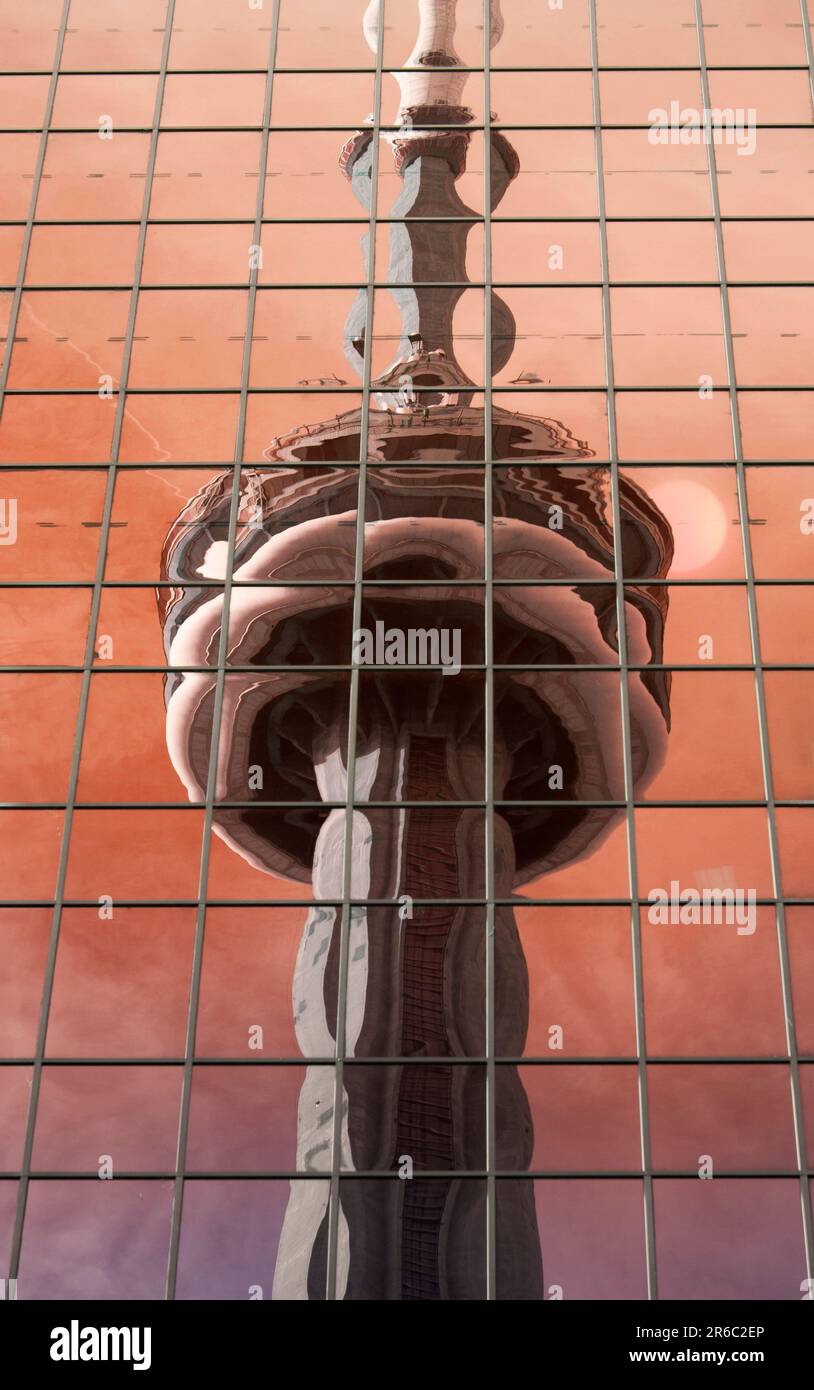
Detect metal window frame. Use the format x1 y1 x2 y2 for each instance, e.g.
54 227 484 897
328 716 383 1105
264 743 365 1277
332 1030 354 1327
1 0 813 1303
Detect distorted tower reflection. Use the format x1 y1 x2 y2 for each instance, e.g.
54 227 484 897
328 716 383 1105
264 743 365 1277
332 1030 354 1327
159 0 672 1300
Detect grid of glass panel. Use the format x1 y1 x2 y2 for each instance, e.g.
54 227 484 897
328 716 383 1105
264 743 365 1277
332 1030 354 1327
1 0 814 1301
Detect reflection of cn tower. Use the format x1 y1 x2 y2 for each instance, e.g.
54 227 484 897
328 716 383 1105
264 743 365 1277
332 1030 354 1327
160 0 672 1299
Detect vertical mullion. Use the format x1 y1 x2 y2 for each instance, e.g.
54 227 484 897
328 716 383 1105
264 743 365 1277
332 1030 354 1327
324 0 386 1304
694 0 814 1287
163 0 283 1300
5 0 177 1298
588 0 658 1300
482 0 497 1304
801 0 814 108
0 1 70 414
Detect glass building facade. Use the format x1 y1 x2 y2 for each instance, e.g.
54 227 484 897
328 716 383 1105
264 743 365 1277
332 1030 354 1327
1 0 814 1301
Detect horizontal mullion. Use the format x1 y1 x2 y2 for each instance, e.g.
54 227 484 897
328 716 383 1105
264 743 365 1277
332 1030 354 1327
0 896 809 908
1 578 810 589
4 384 813 395
10 280 814 291
0 578 694 589
1 1054 809 1066
3 799 808 812
7 215 814 227
0 663 811 673
2 457 814 469
4 64 813 77
4 120 814 131
4 1168 812 1180
0 662 799 673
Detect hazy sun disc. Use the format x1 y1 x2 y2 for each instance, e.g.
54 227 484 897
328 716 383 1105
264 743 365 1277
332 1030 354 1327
648 479 730 575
